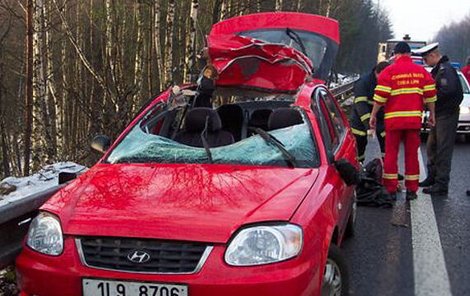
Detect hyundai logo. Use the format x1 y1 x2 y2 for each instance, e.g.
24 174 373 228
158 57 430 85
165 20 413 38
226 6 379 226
127 250 151 264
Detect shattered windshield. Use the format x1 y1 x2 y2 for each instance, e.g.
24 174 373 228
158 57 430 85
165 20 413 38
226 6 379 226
106 105 320 168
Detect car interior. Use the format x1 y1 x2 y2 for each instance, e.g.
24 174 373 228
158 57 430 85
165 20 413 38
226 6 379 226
140 89 305 148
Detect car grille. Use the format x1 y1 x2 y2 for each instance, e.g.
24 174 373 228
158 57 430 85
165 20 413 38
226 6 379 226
77 237 211 274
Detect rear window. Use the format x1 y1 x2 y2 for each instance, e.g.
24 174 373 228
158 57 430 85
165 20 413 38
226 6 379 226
239 29 338 80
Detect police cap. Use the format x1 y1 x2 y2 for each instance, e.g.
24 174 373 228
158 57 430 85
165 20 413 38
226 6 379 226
413 42 439 57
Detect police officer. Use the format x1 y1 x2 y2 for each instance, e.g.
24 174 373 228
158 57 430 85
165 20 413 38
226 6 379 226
350 61 390 162
370 42 436 200
415 43 464 196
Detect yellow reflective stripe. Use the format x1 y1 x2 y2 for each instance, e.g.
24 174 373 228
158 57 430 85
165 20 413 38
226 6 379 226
360 113 371 121
425 96 437 103
383 173 398 179
368 101 374 105
384 111 422 119
374 94 387 103
405 174 420 181
423 84 436 91
375 85 392 93
358 154 365 161
354 96 368 103
352 128 367 136
380 131 386 137
390 88 424 96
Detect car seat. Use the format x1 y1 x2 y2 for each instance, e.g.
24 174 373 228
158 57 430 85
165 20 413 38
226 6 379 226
174 108 235 147
249 109 273 131
217 104 244 141
268 108 304 130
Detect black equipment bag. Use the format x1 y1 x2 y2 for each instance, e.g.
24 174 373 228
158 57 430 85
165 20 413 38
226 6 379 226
356 158 393 208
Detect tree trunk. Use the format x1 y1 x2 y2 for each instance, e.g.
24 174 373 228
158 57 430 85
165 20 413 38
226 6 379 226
184 0 198 83
163 0 175 88
154 0 164 91
132 0 145 112
23 0 34 176
220 0 229 20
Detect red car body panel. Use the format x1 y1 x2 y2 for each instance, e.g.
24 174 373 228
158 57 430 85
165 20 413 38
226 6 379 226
16 12 358 296
208 12 340 91
41 163 318 243
209 12 340 43
208 34 312 92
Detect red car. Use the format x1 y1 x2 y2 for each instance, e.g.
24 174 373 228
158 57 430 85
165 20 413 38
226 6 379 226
16 12 358 296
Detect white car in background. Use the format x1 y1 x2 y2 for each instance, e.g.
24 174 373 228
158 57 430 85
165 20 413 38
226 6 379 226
422 70 470 141
456 72 470 138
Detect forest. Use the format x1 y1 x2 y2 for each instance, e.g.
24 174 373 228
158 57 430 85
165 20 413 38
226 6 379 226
434 13 470 65
0 0 393 178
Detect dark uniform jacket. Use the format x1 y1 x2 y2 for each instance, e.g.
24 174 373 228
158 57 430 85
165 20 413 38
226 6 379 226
431 56 464 116
351 71 384 132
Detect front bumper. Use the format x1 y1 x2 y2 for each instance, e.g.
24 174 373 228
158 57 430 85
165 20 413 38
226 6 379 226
16 237 321 296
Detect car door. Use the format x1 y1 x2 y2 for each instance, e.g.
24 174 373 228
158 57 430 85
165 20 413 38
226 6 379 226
312 87 355 230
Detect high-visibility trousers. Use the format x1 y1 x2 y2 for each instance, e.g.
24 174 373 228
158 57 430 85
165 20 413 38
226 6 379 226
383 129 421 193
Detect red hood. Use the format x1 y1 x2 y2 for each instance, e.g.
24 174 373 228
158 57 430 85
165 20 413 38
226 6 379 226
208 12 340 91
209 34 312 93
42 163 318 243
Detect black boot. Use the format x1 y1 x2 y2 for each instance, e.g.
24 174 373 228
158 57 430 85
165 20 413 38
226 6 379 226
419 176 435 187
423 185 448 196
406 190 417 200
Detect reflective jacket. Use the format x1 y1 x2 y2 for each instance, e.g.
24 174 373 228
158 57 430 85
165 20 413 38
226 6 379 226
351 71 384 132
373 55 436 130
431 56 464 116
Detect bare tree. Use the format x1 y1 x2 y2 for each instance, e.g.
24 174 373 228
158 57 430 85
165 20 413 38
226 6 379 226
184 0 198 82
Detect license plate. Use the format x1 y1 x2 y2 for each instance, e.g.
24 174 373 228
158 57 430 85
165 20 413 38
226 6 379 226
82 278 188 296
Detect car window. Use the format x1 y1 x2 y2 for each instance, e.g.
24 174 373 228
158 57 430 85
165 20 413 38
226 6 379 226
106 104 320 168
311 90 335 152
320 90 346 143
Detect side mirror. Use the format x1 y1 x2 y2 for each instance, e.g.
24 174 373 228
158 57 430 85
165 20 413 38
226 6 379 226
334 158 360 186
91 135 111 154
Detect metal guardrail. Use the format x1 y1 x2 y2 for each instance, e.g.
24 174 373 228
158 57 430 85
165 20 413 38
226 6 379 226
330 78 358 105
0 185 63 269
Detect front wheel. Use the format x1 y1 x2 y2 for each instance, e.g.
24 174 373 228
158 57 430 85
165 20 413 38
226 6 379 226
321 244 350 296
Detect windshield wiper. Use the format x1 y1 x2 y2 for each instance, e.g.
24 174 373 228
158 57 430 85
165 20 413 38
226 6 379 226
250 127 297 168
200 116 213 163
286 28 308 58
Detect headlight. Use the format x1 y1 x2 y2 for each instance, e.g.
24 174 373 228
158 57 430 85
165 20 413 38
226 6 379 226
460 107 470 114
225 224 302 266
26 212 63 256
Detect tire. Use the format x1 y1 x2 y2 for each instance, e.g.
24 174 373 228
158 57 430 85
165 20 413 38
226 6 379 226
321 244 350 296
344 194 357 239
465 134 470 143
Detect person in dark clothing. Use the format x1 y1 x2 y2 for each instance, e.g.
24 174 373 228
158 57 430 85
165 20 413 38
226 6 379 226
193 65 218 108
350 61 390 162
415 43 464 196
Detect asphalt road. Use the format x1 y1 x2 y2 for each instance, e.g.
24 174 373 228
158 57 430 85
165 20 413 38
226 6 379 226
344 137 470 296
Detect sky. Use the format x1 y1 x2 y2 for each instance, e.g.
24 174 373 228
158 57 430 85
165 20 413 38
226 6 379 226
376 0 470 41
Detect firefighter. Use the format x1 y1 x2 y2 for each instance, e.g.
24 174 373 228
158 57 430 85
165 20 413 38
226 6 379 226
369 42 436 200
414 43 464 196
350 61 390 162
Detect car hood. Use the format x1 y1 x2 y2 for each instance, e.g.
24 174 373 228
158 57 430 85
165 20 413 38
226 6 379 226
43 163 318 243
208 12 340 92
